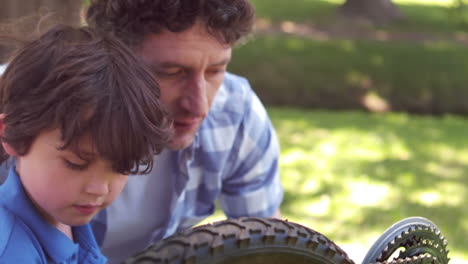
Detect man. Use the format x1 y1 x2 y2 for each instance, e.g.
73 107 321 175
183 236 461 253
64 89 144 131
86 0 284 262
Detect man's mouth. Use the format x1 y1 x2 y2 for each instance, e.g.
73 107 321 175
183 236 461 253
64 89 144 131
173 119 200 130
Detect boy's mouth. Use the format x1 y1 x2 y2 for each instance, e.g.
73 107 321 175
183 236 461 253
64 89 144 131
73 204 100 215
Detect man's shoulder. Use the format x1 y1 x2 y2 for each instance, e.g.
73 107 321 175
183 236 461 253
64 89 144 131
206 73 258 123
0 207 44 262
223 72 250 90
211 72 269 122
0 64 5 76
196 72 270 154
201 73 255 130
199 73 251 130
211 72 253 112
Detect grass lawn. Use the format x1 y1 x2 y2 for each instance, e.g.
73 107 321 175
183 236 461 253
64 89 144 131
229 34 468 113
227 0 468 114
251 0 468 36
207 0 468 261
203 107 468 263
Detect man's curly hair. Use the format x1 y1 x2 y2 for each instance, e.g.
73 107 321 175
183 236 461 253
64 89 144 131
86 0 255 47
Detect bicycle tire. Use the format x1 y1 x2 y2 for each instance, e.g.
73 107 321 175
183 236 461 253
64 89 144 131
124 217 355 264
361 217 449 264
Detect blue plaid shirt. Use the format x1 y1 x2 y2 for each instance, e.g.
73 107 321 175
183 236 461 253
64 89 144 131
91 72 283 248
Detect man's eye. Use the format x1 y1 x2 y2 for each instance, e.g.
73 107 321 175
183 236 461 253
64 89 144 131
208 68 225 76
157 70 182 77
63 159 88 171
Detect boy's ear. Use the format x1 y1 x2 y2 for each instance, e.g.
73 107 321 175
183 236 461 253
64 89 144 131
0 114 18 157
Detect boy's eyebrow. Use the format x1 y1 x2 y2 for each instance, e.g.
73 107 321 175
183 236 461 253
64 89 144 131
65 148 96 161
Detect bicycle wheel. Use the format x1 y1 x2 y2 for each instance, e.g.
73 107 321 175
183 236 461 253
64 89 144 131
361 217 449 264
124 217 355 264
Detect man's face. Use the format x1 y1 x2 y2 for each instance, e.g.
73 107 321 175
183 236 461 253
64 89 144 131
136 22 232 150
14 129 128 229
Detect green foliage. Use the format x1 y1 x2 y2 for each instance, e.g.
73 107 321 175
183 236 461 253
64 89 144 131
228 0 468 114
450 0 468 28
211 0 468 260
252 0 468 34
230 36 468 114
204 108 468 261
250 0 338 24
269 107 468 261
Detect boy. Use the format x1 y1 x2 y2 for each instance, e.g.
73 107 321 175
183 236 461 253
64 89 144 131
0 25 171 263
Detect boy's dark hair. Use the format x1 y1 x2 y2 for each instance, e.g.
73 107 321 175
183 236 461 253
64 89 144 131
0 25 172 174
85 0 255 47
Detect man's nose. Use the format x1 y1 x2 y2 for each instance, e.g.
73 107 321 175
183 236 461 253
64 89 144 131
181 74 208 117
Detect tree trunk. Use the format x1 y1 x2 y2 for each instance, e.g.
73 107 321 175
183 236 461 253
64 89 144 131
0 0 82 62
339 0 403 24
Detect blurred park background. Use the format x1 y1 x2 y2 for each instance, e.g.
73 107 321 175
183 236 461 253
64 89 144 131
0 0 467 262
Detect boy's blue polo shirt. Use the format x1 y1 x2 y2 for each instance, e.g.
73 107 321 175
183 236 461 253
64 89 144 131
0 168 107 263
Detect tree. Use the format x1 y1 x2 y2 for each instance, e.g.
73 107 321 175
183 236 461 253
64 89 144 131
0 0 82 62
339 0 404 24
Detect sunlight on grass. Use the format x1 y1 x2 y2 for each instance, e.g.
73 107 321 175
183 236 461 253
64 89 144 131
416 191 441 206
286 38 307 51
282 149 313 165
411 182 465 206
426 160 466 180
305 195 331 216
347 181 391 207
324 0 453 6
234 0 468 260
428 143 468 163
394 0 453 6
340 41 356 52
270 108 468 262
203 108 468 262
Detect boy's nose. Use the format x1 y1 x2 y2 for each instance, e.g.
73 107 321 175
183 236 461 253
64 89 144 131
84 175 109 196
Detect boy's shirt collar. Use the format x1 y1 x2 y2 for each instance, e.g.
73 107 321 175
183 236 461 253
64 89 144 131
0 167 102 263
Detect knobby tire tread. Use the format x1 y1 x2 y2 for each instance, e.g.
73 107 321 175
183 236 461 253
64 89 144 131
124 217 355 264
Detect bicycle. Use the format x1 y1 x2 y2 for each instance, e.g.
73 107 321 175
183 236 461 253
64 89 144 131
123 216 449 264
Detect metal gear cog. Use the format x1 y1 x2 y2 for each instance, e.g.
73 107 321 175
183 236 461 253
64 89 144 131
376 255 439 264
361 217 450 264
377 224 449 263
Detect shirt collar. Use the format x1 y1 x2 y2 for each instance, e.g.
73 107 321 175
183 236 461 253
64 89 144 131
0 167 80 262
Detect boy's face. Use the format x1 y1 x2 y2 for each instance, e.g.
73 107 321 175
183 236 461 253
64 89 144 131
13 129 128 228
136 21 232 150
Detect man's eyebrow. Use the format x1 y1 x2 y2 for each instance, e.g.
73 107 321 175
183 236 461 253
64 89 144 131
210 58 231 67
146 58 231 69
148 62 184 69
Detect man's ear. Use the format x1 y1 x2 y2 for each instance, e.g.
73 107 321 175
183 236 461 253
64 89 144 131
0 113 18 157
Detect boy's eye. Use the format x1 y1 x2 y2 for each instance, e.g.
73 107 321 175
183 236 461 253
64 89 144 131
63 158 89 171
